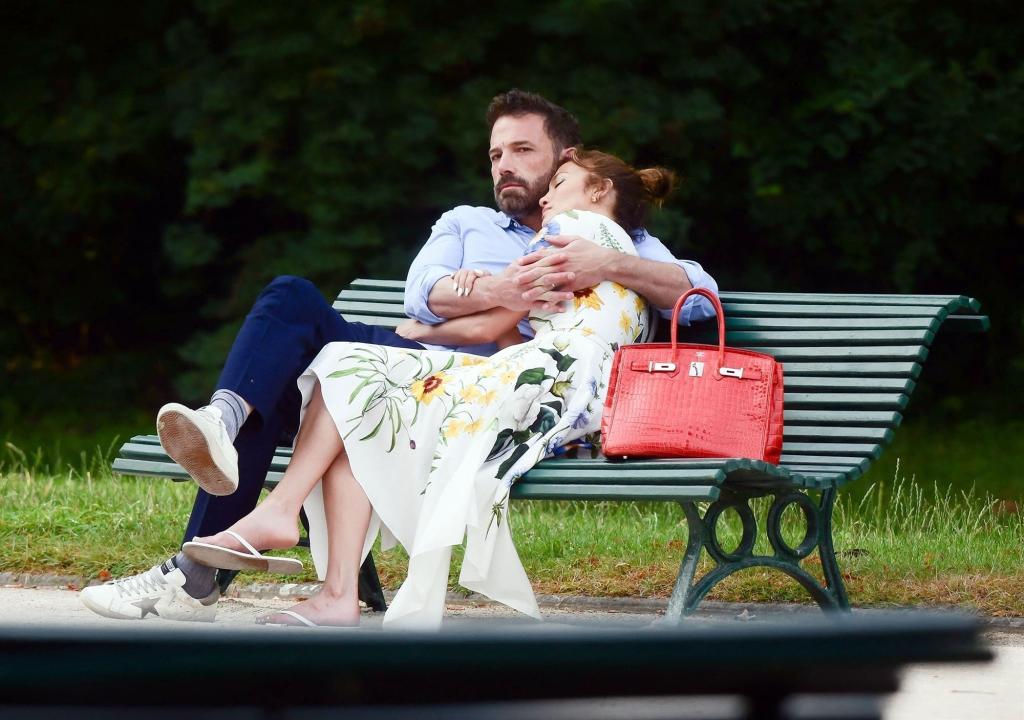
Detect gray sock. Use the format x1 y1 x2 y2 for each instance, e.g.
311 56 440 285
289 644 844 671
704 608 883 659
206 389 250 442
162 553 218 599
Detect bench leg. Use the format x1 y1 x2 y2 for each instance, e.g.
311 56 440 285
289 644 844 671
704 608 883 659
663 487 851 622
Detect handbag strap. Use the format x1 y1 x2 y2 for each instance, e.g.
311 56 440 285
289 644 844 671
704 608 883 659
669 287 727 366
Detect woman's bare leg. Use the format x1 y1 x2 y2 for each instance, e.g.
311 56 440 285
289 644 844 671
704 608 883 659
261 450 371 627
193 382 342 551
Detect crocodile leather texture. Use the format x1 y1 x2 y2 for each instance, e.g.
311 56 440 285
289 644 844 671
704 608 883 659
601 288 784 463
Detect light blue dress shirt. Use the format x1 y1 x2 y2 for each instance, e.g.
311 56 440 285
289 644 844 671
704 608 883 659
404 205 719 355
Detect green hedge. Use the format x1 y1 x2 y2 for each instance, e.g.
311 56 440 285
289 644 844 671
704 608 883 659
2 0 1020 414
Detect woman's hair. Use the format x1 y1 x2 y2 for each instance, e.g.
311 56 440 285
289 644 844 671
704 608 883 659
566 149 676 233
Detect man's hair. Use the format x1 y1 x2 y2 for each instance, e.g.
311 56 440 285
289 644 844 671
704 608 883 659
486 89 582 153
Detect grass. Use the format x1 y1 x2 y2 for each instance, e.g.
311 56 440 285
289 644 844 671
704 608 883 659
2 444 1022 616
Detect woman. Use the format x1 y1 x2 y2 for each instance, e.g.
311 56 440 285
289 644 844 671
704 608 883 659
184 150 676 628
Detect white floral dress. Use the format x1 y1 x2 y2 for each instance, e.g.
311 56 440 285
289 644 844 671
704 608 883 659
297 209 647 629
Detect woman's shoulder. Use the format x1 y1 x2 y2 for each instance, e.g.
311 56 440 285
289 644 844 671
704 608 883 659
546 209 630 239
545 210 634 253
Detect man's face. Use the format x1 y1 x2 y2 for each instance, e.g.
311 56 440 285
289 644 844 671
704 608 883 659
489 113 560 219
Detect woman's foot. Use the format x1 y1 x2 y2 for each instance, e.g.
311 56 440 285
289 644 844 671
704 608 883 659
193 497 301 553
257 589 361 628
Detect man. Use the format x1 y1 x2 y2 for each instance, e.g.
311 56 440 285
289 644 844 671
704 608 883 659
80 89 717 622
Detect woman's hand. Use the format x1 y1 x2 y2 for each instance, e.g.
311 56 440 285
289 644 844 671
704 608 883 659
451 268 490 297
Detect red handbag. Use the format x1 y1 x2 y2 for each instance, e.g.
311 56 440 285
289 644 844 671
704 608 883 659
601 288 784 463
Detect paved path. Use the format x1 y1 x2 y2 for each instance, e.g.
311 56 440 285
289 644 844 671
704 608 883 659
2 586 1021 718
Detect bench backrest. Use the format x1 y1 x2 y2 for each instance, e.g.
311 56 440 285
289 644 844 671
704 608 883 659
334 280 987 489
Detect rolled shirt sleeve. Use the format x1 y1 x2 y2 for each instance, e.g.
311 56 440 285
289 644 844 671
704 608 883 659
633 230 718 326
404 211 465 325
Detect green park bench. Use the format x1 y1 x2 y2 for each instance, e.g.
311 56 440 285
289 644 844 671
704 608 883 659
112 279 988 620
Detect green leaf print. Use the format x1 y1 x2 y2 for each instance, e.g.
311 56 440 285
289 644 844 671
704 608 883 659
564 209 579 219
496 443 531 480
485 492 509 539
486 428 514 462
542 399 564 414
358 412 387 442
348 376 373 403
529 406 558 434
515 367 550 388
327 367 363 378
551 379 573 399
539 348 564 364
512 429 533 445
597 222 624 252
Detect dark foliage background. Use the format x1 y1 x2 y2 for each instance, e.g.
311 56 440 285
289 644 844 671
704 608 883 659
2 0 1021 436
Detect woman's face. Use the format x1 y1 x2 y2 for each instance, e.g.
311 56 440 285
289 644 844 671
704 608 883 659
539 162 609 223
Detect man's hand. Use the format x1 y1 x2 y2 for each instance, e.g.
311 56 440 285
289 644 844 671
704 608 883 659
516 234 614 308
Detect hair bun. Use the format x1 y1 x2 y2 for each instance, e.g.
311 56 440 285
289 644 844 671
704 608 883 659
637 167 677 205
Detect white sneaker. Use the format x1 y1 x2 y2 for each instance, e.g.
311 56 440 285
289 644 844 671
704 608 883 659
79 563 219 622
157 403 239 495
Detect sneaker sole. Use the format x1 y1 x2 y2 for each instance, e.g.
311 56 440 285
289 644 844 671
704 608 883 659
158 409 238 496
79 591 144 621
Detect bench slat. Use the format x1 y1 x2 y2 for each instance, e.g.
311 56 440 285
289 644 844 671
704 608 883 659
332 301 407 316
520 467 726 483
350 278 406 289
510 483 721 501
780 453 870 468
781 361 920 378
782 442 881 459
784 409 901 426
718 291 976 309
723 329 935 345
747 345 928 360
725 316 939 330
784 392 908 409
784 376 915 392
720 302 946 318
783 426 894 442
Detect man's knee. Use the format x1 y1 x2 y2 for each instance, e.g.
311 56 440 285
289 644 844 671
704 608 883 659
253 275 329 323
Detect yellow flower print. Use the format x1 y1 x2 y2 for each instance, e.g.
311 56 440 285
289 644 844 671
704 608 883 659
499 370 517 385
444 418 466 439
619 311 633 334
477 363 501 378
460 355 485 366
611 282 629 298
581 327 594 336
634 295 646 313
411 371 449 404
479 389 499 405
459 385 485 403
572 287 604 311
464 418 485 435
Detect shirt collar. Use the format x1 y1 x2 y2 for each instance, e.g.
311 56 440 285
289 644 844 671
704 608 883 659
493 211 516 229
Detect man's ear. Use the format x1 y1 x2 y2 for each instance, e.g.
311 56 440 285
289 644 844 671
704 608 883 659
559 146 575 161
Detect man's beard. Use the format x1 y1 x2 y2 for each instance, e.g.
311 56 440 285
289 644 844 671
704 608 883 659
493 165 556 218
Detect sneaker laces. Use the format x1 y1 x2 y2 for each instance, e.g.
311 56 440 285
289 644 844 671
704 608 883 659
113 569 166 599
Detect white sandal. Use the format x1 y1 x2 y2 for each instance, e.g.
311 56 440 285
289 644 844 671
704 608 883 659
182 530 303 575
256 609 359 629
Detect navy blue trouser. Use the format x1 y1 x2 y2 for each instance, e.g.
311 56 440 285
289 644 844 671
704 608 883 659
182 275 423 541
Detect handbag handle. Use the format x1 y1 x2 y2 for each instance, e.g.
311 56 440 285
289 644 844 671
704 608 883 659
669 287 727 366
